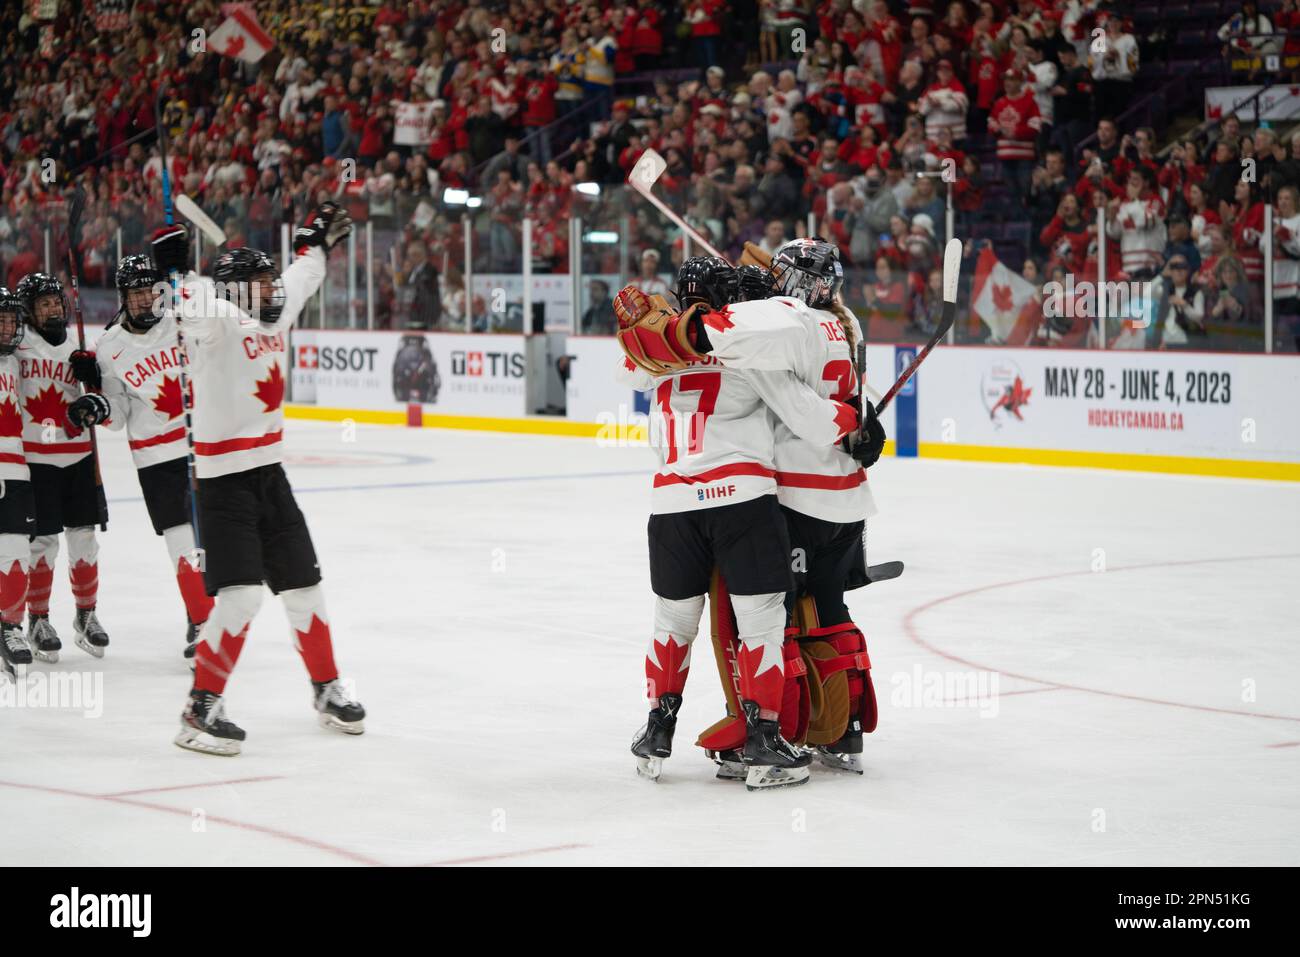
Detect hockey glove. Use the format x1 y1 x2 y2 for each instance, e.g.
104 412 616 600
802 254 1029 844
846 400 887 468
67 392 111 430
151 223 191 276
614 287 709 376
294 201 353 253
69 350 102 390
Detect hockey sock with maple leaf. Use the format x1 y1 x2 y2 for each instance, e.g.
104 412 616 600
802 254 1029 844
282 585 338 683
731 592 789 719
163 524 213 625
27 535 57 617
66 527 99 611
0 534 28 625
193 584 261 695
644 594 703 703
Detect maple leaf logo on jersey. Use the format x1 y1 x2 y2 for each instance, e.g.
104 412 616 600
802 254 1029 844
24 384 69 430
253 363 284 413
0 398 21 438
152 375 186 421
701 305 735 333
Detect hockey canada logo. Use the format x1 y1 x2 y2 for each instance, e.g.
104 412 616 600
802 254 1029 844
981 360 1032 428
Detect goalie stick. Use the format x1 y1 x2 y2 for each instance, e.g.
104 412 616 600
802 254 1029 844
628 149 728 260
873 237 962 415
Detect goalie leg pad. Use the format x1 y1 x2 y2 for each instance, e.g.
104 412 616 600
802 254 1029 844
806 624 878 734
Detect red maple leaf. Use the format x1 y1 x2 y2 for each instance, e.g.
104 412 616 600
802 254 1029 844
253 362 284 413
0 398 21 438
701 305 735 333
24 384 70 431
224 35 246 57
992 283 1014 312
152 375 186 421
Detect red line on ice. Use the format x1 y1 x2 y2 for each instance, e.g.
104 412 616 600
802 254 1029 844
100 775 285 798
0 779 383 866
902 553 1300 723
419 843 589 866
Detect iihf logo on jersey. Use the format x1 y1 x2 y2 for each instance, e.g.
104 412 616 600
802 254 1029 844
696 484 737 502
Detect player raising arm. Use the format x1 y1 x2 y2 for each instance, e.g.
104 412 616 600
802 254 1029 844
65 255 214 666
151 203 365 756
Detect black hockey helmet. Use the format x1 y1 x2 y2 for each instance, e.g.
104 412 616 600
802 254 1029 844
674 256 738 311
736 264 777 302
115 254 164 329
16 271 68 344
0 287 27 357
212 247 285 323
770 238 843 309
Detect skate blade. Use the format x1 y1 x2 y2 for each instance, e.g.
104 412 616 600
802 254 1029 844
714 760 746 782
74 635 106 658
173 728 241 756
635 755 664 780
317 711 365 735
816 751 864 774
745 765 811 791
33 648 58 664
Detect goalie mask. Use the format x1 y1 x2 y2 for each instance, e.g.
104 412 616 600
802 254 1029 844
770 238 843 309
16 272 68 345
736 264 777 302
0 288 26 356
674 256 738 311
213 247 285 324
116 254 164 330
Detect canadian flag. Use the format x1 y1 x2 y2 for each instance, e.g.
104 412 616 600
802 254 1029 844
209 7 274 64
970 247 1037 343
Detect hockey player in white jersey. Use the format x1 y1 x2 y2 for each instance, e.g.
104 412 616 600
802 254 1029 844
65 255 214 665
13 272 109 662
618 256 860 790
0 290 35 678
619 240 886 774
149 203 365 756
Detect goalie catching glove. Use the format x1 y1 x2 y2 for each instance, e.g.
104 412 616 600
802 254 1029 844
614 286 711 376
67 392 111 430
294 201 352 253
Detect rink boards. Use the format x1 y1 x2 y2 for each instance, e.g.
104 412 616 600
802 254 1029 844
285 330 1300 482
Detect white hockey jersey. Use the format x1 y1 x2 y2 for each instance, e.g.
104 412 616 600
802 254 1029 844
96 313 190 469
700 297 876 523
0 354 29 482
171 248 326 479
616 353 856 515
15 331 93 468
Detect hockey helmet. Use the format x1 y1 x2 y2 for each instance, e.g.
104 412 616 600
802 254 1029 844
674 256 738 311
770 238 843 309
213 247 285 324
0 287 27 357
115 254 165 329
736 264 777 302
16 272 68 345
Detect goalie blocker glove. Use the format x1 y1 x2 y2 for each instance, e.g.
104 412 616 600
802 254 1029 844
67 392 111 429
294 201 352 254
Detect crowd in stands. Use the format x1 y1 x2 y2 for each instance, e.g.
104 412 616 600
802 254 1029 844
0 1 1297 349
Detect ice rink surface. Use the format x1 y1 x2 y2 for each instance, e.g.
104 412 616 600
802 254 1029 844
2 419 1297 866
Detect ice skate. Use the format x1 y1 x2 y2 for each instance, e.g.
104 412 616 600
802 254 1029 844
313 679 365 734
73 608 109 658
710 748 747 782
174 689 245 756
27 615 60 664
815 726 864 774
631 693 681 781
741 700 811 791
1 622 32 679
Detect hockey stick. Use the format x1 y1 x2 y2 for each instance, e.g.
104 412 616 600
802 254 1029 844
175 194 227 248
155 84 203 553
64 187 108 532
628 149 727 260
873 238 962 416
